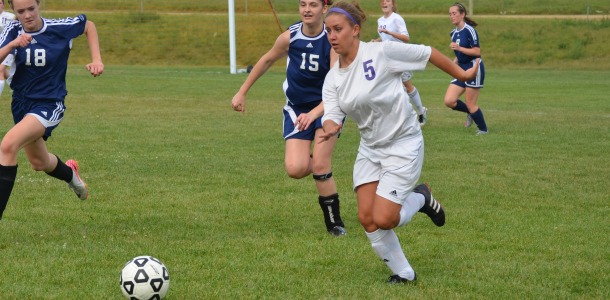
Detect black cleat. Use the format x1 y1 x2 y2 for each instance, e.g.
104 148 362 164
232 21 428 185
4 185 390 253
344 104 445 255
414 183 445 227
328 226 347 237
387 273 417 284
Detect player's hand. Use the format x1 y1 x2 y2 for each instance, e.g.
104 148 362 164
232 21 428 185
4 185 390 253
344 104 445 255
231 93 246 113
465 58 480 80
86 61 104 77
11 33 32 48
318 122 342 144
294 113 315 131
450 42 460 51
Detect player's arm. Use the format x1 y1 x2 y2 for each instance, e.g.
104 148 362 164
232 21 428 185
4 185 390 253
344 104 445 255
84 20 104 77
231 30 290 113
378 28 409 43
0 33 31 62
428 47 479 82
451 45 480 57
382 18 410 43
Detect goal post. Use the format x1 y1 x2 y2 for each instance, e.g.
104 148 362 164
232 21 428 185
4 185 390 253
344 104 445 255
228 0 237 74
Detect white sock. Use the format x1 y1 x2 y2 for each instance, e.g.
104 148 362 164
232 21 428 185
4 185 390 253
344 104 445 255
397 192 425 227
366 229 415 280
0 80 5 96
408 87 424 115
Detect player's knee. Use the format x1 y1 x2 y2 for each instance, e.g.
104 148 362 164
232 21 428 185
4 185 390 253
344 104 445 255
311 160 329 175
285 164 308 179
373 214 399 230
358 211 374 228
443 97 456 108
0 140 19 157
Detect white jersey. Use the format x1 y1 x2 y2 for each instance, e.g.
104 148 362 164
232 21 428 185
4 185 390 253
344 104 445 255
377 12 409 42
322 41 431 147
0 11 15 32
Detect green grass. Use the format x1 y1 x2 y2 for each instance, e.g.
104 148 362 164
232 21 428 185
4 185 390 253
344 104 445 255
46 11 610 70
41 0 610 15
0 66 608 298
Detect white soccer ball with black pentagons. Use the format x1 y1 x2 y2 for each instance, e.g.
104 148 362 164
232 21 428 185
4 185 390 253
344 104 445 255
120 256 170 300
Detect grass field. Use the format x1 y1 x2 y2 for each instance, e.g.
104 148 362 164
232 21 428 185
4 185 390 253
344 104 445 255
0 65 607 298
42 0 610 15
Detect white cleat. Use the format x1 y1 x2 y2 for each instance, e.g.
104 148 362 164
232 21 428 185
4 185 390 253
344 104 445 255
66 160 88 200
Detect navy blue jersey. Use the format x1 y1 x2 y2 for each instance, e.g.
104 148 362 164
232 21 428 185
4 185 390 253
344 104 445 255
283 22 331 106
450 23 480 65
0 15 87 101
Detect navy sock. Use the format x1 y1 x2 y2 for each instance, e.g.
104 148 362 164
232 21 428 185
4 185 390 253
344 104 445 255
318 194 344 231
0 164 18 219
453 100 469 113
46 156 73 183
470 108 488 131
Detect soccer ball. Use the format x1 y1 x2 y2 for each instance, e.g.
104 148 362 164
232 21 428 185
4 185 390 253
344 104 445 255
120 256 170 300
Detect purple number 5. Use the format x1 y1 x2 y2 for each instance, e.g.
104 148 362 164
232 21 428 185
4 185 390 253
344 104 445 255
363 59 376 81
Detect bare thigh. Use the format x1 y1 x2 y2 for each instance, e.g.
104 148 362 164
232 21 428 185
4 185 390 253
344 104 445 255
284 138 312 179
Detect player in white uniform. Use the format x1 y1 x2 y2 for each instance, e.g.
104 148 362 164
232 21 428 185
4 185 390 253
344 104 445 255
372 0 427 125
320 2 478 284
0 0 15 97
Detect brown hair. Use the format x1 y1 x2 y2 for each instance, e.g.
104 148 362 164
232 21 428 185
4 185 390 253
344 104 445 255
8 0 41 9
327 1 367 27
452 2 477 27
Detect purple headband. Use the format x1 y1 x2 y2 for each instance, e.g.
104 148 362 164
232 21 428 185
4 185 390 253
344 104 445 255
327 7 359 25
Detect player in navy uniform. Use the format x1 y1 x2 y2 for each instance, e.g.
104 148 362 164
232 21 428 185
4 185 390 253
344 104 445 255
231 0 347 236
0 0 103 220
444 2 488 135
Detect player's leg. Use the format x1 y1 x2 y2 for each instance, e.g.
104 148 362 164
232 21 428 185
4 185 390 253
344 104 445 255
23 138 88 200
282 103 314 179
0 115 47 219
363 193 417 283
402 76 426 125
284 138 312 179
465 87 488 134
444 82 474 127
312 130 345 236
465 62 488 134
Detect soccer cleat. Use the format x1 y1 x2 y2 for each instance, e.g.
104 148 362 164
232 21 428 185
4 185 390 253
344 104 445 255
328 226 347 237
414 183 445 227
476 130 488 136
464 114 473 128
418 107 428 126
66 160 88 200
387 273 417 284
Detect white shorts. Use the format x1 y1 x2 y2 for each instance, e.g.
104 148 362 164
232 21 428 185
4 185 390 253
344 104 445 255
353 134 424 205
401 71 413 82
2 53 14 67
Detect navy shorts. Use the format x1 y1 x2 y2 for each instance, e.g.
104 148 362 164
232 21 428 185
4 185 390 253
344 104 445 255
12 95 65 141
451 59 485 88
282 101 323 140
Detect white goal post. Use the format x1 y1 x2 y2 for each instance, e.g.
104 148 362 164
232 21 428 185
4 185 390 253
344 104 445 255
228 0 237 74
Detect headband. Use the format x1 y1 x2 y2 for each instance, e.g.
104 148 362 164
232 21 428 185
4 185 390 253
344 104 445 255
327 7 359 25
